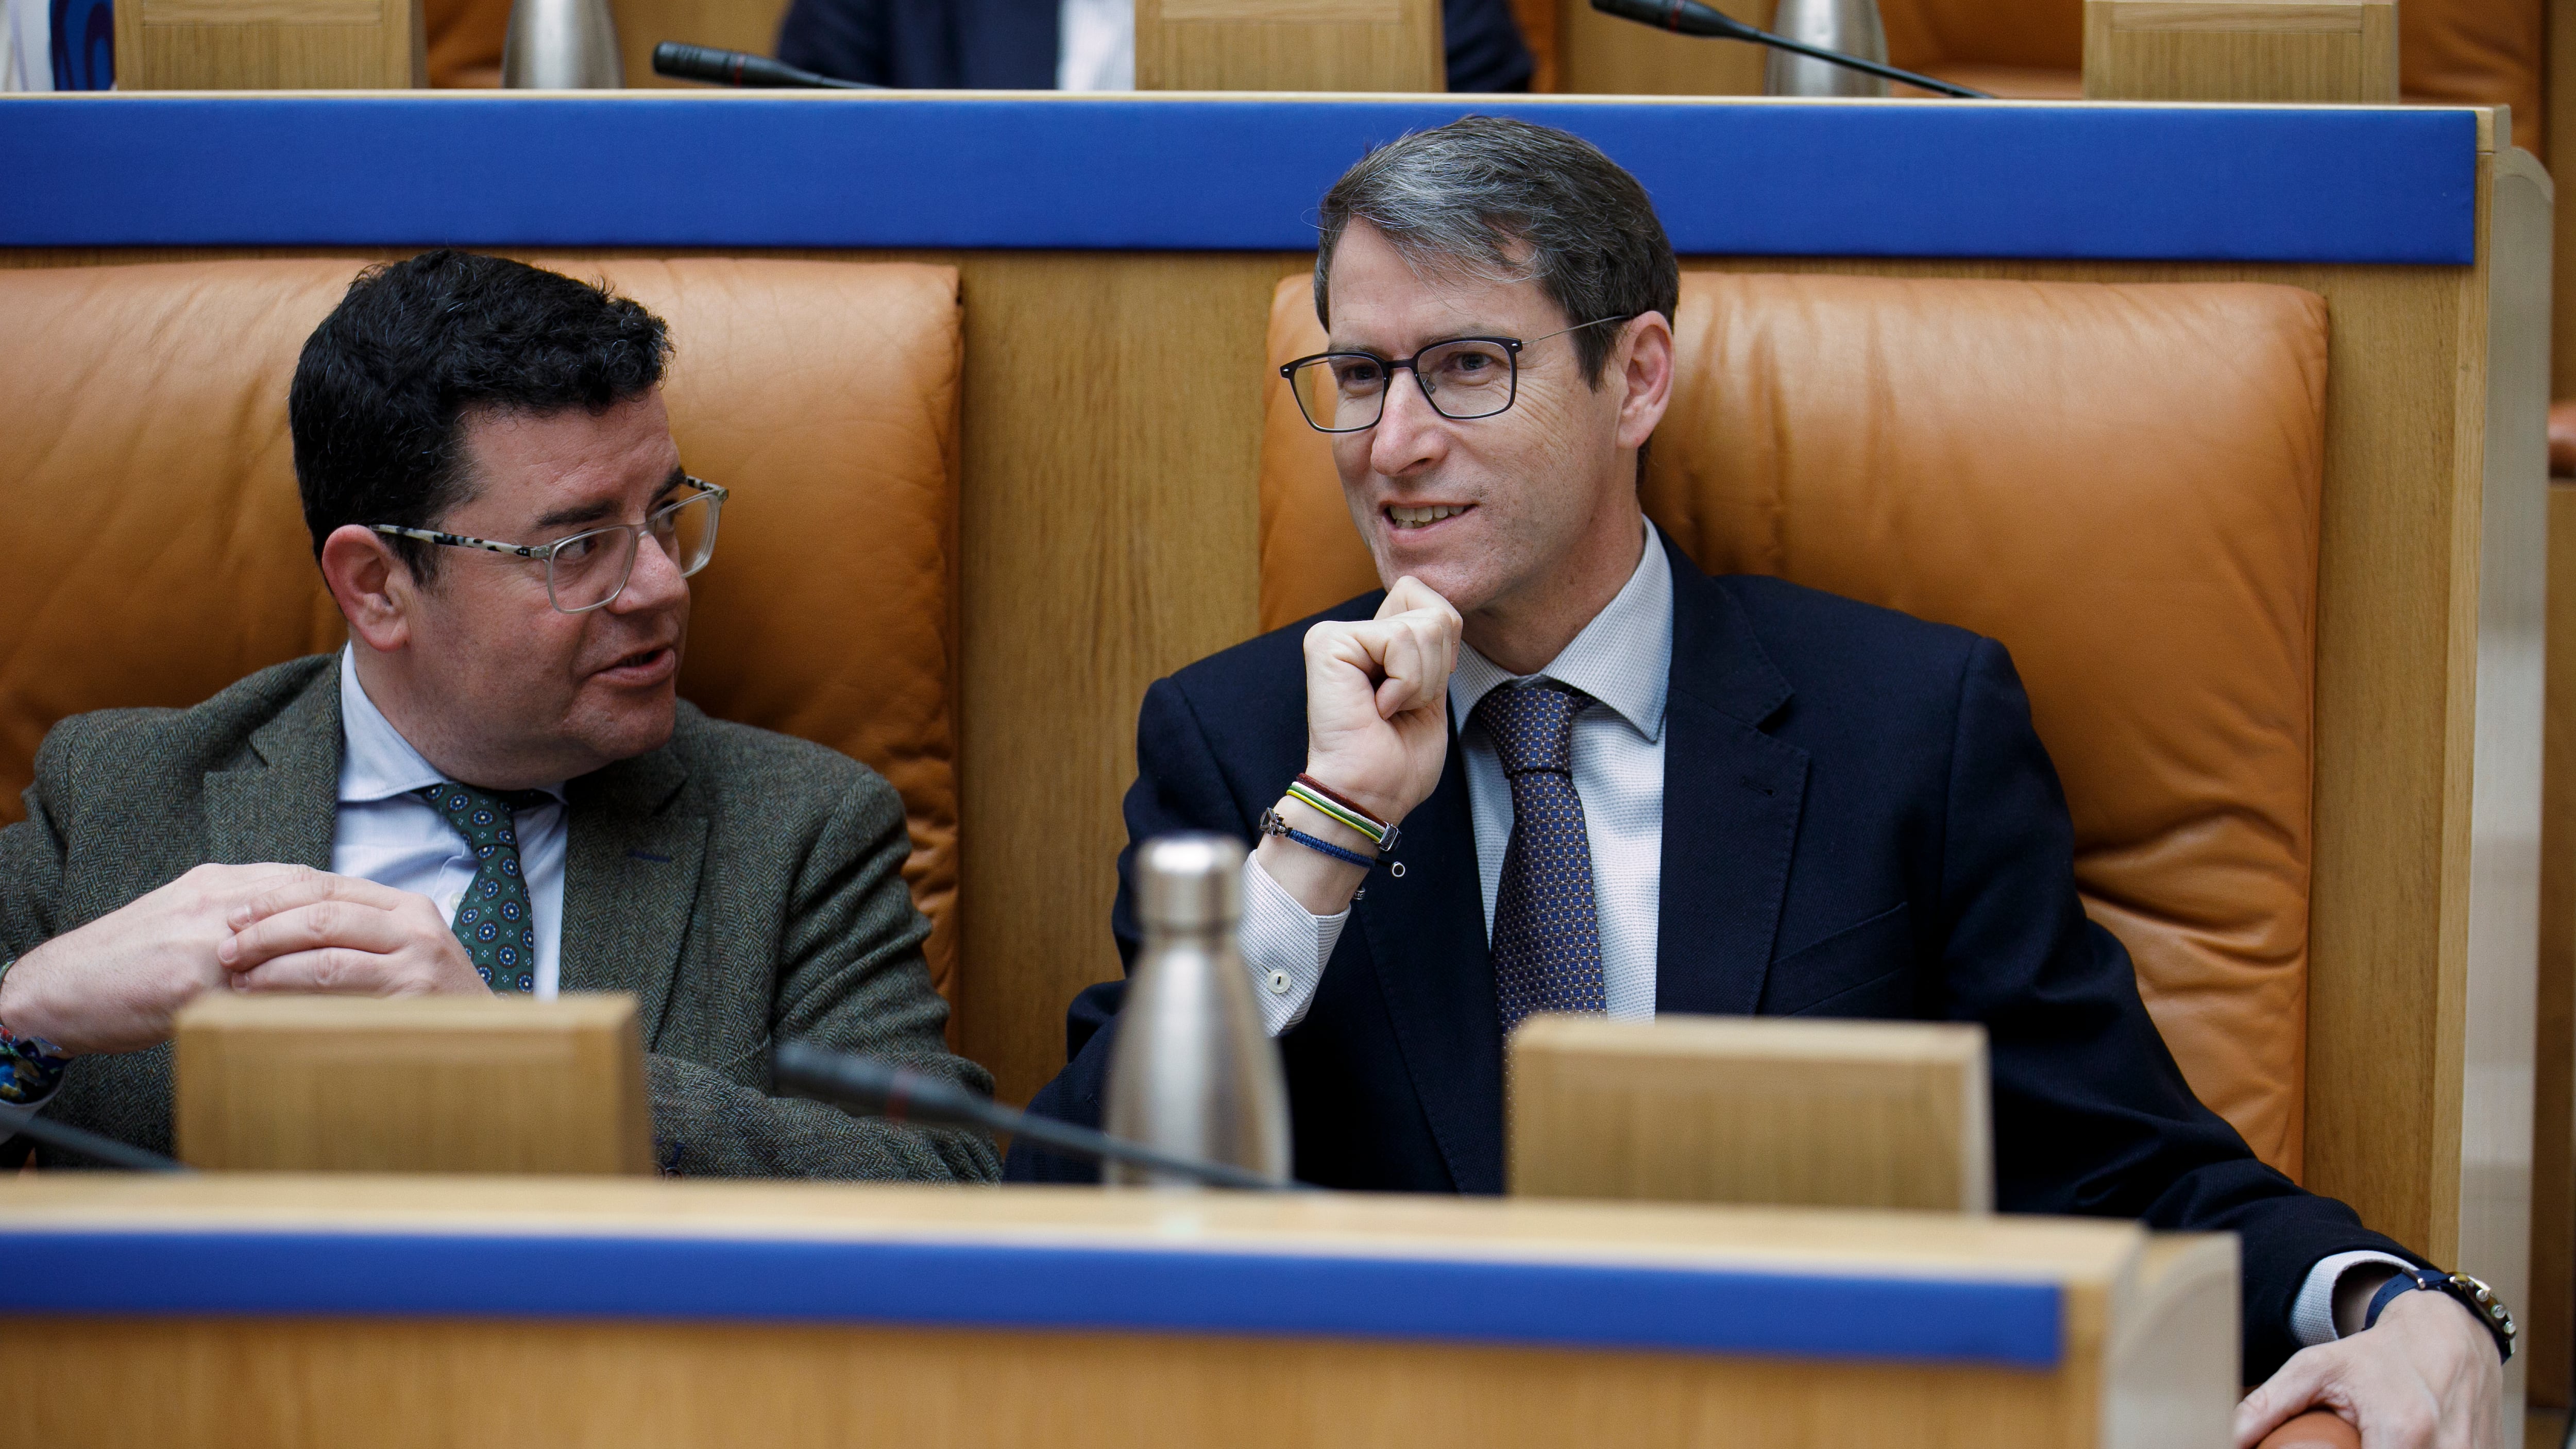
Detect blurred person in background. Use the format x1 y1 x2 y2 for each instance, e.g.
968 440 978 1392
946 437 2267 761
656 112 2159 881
774 0 1533 93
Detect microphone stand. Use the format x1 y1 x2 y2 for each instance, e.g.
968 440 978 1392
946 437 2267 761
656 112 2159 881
1588 0 1991 98
651 41 881 90
771 1040 1311 1192
7 1111 191 1172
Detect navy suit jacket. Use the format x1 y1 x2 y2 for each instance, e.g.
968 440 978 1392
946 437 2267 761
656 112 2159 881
773 0 1533 92
1011 532 2413 1380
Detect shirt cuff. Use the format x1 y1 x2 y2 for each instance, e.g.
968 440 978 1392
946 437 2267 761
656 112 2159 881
2290 1250 2416 1347
1238 855 1350 1036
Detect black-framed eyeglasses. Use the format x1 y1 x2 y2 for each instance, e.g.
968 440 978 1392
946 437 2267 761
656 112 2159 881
370 478 728 615
1279 316 1632 434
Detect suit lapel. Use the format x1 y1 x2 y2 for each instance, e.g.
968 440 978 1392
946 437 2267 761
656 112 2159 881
1354 709 1502 1192
204 664 342 871
1654 545 1811 1018
559 746 706 1049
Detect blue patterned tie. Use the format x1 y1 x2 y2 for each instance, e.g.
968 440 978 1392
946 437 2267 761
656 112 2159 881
416 781 551 993
1478 681 1609 1033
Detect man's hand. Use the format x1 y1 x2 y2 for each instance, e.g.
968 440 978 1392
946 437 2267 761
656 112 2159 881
0 863 311 1055
2234 1289 2503 1448
1299 575 1464 826
218 866 490 998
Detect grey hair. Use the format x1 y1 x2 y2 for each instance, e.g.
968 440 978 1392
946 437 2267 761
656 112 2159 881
1313 116 1681 386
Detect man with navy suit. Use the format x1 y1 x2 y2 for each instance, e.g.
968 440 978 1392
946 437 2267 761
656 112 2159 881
773 0 1533 92
1009 117 2508 1446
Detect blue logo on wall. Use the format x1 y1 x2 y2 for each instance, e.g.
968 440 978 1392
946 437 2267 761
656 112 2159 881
50 0 111 89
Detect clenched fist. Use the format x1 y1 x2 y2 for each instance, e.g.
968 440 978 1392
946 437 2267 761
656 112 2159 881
1256 577 1463 918
1300 575 1464 827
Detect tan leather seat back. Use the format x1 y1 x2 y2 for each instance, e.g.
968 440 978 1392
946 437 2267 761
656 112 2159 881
1260 271 2327 1180
1877 0 2541 144
422 0 510 87
2399 0 2543 152
1878 0 2082 72
0 257 965 1007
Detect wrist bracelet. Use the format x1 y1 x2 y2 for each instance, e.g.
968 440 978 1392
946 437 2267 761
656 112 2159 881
0 960 70 1105
1259 808 1378 869
2362 1270 2419 1332
1286 775 1402 854
2363 1264 2517 1362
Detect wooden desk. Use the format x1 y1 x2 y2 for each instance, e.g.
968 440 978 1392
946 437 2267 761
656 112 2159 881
0 93 2541 1426
0 1175 2232 1447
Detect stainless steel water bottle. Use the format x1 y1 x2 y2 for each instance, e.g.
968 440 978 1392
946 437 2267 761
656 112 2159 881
1764 0 1890 97
502 0 624 89
1103 834 1291 1187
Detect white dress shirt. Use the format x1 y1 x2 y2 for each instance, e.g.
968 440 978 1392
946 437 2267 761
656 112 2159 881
1232 520 2401 1348
334 647 569 998
1056 0 1134 91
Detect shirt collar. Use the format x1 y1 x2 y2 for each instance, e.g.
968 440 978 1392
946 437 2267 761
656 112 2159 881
337 646 566 807
1448 518 1674 744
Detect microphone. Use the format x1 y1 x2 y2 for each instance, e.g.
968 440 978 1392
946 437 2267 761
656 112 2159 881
1587 0 1990 98
771 1039 1311 1192
651 41 881 90
7 1112 190 1173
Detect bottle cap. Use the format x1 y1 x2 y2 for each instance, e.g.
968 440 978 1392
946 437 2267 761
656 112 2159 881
1137 833 1245 933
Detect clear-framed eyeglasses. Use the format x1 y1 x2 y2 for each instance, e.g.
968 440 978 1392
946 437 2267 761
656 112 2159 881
371 478 728 615
1279 315 1632 434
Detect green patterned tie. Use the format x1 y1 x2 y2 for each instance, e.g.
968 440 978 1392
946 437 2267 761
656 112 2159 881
416 781 553 993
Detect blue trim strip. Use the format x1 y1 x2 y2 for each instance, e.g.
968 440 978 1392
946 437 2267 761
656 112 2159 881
0 95 2476 263
0 1229 2063 1367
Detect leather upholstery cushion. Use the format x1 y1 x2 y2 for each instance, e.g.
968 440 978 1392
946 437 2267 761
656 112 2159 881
422 0 509 87
1879 0 2082 73
1877 0 2542 152
0 257 966 1007
2395 0 2543 154
1259 270 2327 1179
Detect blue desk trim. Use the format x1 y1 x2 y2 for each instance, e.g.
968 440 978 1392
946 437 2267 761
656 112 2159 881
0 94 2476 264
0 1228 2063 1367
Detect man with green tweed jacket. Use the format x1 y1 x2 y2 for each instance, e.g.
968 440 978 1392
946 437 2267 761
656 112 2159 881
0 250 996 1182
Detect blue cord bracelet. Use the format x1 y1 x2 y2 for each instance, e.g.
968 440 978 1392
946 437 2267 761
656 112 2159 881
1260 808 1379 869
1281 825 1377 869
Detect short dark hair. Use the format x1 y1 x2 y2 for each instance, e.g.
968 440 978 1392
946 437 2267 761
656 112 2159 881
1314 116 1681 386
289 249 672 582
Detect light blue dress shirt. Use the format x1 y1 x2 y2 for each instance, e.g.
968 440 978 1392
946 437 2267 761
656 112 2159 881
333 646 569 999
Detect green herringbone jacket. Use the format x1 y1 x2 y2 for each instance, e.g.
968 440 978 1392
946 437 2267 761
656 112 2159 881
0 655 998 1182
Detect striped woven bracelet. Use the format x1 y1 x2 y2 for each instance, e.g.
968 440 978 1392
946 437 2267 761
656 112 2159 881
1285 774 1396 850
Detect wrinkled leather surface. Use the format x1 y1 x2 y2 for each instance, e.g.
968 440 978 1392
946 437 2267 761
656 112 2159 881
1259 270 2326 1179
0 257 966 1005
